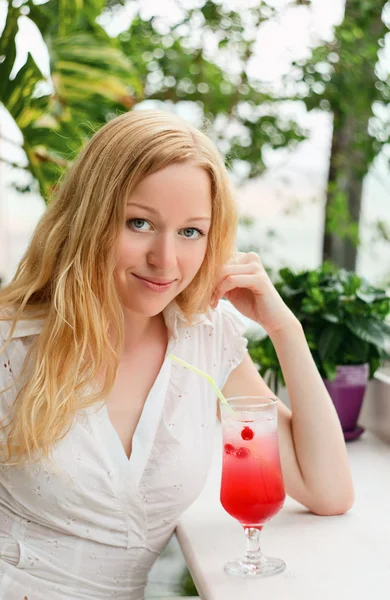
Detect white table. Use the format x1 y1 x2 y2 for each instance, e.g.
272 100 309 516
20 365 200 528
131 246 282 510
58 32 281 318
176 426 390 600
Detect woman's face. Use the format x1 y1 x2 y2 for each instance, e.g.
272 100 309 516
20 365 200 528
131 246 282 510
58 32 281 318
114 162 212 317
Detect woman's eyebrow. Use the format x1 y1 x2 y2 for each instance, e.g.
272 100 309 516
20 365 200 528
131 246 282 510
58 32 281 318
185 216 212 223
126 202 211 223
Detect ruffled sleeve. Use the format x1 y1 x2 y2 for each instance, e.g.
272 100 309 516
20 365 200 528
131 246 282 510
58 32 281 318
216 300 249 390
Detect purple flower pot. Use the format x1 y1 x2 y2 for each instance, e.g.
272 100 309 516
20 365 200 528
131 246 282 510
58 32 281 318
323 364 369 441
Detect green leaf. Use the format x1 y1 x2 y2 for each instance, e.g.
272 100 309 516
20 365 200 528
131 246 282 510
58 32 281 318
322 360 337 381
356 290 375 303
301 300 319 314
309 288 324 306
279 267 300 285
59 0 83 38
342 335 369 364
368 357 382 378
0 4 19 101
2 53 45 122
52 34 142 102
318 326 343 361
322 313 340 323
346 317 390 350
279 284 303 298
356 289 389 303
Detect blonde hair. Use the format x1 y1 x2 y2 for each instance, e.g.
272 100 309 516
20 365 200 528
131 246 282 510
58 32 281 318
0 109 238 465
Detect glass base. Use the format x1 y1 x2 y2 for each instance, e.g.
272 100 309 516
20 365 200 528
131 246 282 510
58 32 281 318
224 555 286 578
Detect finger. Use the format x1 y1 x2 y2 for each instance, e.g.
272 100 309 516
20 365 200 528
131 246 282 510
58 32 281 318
237 251 263 266
229 251 246 264
218 273 263 298
226 250 253 264
219 261 261 280
212 264 260 303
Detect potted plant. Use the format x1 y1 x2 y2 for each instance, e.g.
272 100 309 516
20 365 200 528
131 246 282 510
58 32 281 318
247 263 390 441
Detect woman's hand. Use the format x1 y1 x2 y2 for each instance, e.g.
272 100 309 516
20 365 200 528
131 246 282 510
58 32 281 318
211 251 298 336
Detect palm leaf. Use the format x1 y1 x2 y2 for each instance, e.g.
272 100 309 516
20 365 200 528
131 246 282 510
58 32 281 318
59 0 83 38
2 53 46 122
0 4 19 101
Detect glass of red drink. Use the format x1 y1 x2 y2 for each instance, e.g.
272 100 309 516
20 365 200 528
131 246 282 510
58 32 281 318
220 395 286 577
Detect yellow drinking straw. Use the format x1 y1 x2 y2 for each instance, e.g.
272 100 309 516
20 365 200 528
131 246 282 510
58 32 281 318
168 353 234 414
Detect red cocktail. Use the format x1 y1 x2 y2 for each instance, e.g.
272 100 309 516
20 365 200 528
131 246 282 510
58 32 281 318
220 396 286 577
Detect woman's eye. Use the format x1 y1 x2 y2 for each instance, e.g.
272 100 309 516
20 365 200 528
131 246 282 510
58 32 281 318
127 219 151 231
181 228 204 239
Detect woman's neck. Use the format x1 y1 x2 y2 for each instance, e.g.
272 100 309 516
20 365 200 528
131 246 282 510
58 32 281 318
121 310 167 355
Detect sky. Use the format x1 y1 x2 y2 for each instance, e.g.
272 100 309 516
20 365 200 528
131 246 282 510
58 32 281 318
0 0 389 285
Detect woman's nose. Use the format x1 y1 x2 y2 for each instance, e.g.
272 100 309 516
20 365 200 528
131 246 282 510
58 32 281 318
147 233 178 271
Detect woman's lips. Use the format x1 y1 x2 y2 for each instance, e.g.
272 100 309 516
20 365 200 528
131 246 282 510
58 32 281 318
132 274 176 292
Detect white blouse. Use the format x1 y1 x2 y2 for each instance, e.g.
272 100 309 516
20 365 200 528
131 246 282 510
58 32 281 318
0 300 248 600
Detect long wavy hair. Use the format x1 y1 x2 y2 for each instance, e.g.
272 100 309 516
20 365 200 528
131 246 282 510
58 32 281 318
0 109 238 465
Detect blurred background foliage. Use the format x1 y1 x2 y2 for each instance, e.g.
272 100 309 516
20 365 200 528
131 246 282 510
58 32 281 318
1 0 390 270
0 0 307 199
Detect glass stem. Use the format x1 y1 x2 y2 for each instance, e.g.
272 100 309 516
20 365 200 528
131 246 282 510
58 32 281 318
244 527 266 565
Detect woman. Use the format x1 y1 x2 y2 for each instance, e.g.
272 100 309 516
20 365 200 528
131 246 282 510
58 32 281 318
0 110 353 599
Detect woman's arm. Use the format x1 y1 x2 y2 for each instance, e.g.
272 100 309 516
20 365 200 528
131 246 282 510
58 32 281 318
222 317 354 516
213 251 354 516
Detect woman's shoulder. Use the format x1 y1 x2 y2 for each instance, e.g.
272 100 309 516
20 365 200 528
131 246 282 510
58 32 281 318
0 309 15 342
165 300 249 349
175 300 248 341
206 300 248 335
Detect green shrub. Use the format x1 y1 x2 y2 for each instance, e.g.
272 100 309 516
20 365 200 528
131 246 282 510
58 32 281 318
248 263 390 392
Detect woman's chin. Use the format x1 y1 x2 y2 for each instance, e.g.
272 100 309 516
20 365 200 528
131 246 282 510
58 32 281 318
121 297 175 317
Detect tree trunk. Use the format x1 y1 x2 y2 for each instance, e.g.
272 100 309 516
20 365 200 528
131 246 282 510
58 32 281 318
323 115 364 270
344 176 364 270
322 0 387 270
